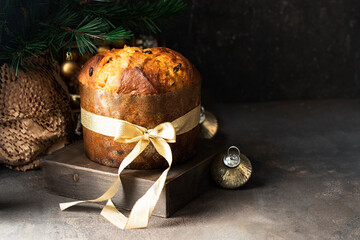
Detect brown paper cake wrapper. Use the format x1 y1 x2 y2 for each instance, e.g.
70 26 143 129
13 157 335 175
80 80 201 169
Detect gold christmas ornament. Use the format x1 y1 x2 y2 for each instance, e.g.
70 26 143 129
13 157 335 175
61 60 78 77
199 106 218 139
97 45 110 53
211 146 252 189
61 52 79 77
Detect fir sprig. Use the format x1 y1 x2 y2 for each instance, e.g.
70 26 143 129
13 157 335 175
0 0 186 75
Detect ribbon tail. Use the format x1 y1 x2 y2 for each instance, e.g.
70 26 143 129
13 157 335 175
60 139 150 212
101 139 173 229
125 139 172 229
59 176 121 211
101 199 128 229
99 139 151 228
101 167 171 229
126 168 170 229
60 200 86 211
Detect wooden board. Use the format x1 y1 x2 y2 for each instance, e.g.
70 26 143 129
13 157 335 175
41 139 223 217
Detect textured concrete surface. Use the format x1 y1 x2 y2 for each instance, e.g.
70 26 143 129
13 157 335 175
1 99 360 239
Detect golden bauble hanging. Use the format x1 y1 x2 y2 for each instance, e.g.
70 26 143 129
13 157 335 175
199 106 218 139
61 60 79 77
211 146 252 189
97 45 110 53
61 51 79 77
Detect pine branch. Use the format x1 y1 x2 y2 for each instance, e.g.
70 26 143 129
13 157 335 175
104 27 133 41
0 0 187 75
56 17 133 55
0 38 47 75
79 0 187 33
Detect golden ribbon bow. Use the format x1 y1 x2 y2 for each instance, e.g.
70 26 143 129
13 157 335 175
60 106 200 229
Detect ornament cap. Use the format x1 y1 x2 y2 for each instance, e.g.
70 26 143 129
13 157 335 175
66 51 73 61
223 146 241 168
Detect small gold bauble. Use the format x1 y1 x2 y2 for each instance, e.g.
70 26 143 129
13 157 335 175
97 45 110 53
199 106 218 139
61 60 79 77
211 146 252 189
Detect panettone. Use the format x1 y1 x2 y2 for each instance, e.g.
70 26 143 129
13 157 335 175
79 46 201 169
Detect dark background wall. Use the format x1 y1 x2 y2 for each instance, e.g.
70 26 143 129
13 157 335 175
163 0 360 103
